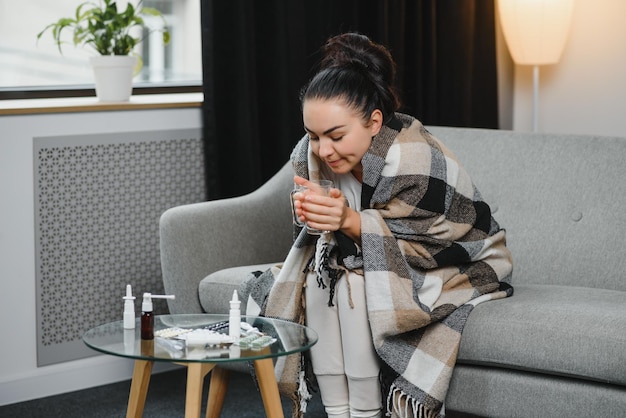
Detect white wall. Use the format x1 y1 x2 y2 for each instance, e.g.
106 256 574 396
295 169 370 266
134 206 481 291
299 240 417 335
495 4 515 131
0 106 202 405
505 0 626 136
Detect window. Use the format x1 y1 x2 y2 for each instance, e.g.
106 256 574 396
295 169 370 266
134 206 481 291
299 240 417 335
0 0 202 98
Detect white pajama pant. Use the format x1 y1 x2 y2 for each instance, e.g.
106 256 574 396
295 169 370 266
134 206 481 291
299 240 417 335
305 271 382 418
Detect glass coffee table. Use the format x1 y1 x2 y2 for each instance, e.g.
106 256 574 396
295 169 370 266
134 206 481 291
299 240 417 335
83 314 318 418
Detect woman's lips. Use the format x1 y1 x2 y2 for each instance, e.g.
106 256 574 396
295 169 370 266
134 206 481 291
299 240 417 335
326 159 342 168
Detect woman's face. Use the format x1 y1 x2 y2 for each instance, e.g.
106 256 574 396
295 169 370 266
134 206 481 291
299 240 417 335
303 98 382 182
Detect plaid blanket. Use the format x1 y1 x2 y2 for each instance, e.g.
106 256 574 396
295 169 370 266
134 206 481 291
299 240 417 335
253 113 513 418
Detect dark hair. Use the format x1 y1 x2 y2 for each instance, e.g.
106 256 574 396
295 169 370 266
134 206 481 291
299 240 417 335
301 33 401 124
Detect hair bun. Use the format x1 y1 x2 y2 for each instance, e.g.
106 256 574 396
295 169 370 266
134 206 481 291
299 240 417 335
302 32 401 122
320 33 395 88
321 34 371 68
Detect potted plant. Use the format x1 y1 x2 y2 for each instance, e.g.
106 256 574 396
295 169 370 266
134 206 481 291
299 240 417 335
37 0 170 101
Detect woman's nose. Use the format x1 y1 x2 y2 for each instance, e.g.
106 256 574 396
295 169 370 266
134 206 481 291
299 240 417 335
318 138 333 158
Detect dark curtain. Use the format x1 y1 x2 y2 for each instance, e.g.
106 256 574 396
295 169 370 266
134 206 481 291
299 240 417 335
201 0 498 199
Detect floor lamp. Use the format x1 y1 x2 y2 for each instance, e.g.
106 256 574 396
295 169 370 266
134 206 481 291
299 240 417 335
498 0 574 132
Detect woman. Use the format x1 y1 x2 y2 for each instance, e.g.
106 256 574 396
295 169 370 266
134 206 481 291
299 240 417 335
259 33 513 418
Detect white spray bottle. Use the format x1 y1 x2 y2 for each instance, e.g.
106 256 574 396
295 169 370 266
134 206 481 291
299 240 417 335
228 290 241 341
122 284 136 329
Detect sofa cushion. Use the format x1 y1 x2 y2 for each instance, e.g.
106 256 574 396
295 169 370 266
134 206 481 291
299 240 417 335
199 263 277 314
458 284 626 386
201 269 626 387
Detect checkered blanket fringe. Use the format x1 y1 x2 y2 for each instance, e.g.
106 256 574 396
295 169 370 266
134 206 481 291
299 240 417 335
388 385 440 418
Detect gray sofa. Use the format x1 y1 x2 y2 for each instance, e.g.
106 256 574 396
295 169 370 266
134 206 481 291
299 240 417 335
160 126 626 417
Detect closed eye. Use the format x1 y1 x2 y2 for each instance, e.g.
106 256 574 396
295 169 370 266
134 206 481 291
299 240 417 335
304 124 346 141
306 134 343 141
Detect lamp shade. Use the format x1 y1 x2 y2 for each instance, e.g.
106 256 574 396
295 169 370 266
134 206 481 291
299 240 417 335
498 0 574 65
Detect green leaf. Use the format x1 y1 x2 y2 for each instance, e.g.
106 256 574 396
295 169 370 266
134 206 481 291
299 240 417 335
140 7 162 18
37 0 170 58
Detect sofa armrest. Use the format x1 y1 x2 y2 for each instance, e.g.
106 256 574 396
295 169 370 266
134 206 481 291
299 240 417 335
159 163 295 313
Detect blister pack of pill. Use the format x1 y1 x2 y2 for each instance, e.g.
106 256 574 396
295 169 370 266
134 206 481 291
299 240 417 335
155 327 193 339
237 333 276 349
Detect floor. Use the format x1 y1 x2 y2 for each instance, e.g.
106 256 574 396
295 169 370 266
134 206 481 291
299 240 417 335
0 367 326 418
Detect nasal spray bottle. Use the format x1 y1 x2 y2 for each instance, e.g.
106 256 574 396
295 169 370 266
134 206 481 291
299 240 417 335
122 284 136 329
228 290 241 341
141 292 175 340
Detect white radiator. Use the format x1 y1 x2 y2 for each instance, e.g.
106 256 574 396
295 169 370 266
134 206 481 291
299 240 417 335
33 129 205 366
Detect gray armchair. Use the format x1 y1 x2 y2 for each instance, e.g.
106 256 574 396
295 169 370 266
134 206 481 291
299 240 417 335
159 162 294 315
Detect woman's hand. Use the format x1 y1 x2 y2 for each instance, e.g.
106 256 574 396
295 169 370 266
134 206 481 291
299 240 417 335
293 176 361 242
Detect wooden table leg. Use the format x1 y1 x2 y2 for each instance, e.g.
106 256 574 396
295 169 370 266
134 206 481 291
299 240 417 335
205 367 230 418
253 358 284 418
126 359 153 418
185 363 216 418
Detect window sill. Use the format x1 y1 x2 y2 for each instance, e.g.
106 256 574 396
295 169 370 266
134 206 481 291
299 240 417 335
0 92 204 116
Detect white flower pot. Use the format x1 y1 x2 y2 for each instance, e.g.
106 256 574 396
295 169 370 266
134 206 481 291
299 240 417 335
89 55 138 102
